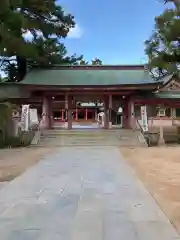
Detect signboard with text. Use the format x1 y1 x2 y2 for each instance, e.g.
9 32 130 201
141 105 148 132
21 105 29 131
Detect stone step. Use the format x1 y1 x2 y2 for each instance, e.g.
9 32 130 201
43 129 137 134
36 140 139 147
35 129 141 147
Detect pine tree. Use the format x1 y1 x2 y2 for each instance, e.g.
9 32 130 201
78 58 103 65
0 0 82 81
145 7 180 77
91 58 102 65
79 59 88 65
164 0 180 10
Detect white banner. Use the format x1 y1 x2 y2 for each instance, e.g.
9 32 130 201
21 105 30 131
29 108 38 124
141 105 148 132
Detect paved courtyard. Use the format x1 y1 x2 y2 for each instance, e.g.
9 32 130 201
0 146 179 239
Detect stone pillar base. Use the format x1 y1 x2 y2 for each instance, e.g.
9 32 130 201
109 122 112 128
41 116 49 129
64 122 68 129
159 125 165 145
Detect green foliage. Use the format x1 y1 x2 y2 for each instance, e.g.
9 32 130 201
0 76 8 82
0 132 34 148
91 58 102 65
78 57 103 65
79 59 89 65
145 2 180 77
0 102 12 140
0 101 34 148
164 0 180 10
0 0 82 81
0 102 30 149
18 131 34 146
0 136 22 148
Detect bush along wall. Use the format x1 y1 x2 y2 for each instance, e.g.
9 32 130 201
0 102 13 143
0 102 34 148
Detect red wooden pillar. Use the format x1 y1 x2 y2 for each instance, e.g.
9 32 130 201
65 94 72 129
123 99 129 129
75 108 78 121
129 100 135 129
109 94 112 128
123 97 135 129
48 98 53 129
42 96 50 129
61 109 64 121
68 95 73 129
85 108 88 120
104 95 109 129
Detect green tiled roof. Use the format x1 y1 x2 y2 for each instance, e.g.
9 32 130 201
0 84 30 99
155 92 180 99
20 68 155 86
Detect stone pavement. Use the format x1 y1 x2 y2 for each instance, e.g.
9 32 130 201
0 146 179 239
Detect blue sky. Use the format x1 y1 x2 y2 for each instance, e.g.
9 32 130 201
59 0 173 64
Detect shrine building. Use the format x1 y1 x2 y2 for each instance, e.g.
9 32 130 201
0 64 180 129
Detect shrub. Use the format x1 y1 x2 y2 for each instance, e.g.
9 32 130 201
0 131 35 148
0 102 12 141
0 136 22 148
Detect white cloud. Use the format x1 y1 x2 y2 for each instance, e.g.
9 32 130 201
22 24 83 41
22 31 33 41
68 24 83 39
22 30 43 41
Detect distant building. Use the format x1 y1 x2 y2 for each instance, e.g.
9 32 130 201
0 65 180 129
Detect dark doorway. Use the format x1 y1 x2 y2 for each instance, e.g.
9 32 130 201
53 111 61 120
78 109 85 119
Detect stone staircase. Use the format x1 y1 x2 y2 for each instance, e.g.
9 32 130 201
36 129 142 147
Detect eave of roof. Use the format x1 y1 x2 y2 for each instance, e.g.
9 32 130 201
155 92 180 99
0 83 30 99
19 65 156 87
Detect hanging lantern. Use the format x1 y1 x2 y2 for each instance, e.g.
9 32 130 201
157 105 166 117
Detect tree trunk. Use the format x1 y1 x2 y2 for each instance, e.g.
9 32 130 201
17 56 27 81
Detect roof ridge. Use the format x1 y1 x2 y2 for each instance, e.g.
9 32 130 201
30 65 147 71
